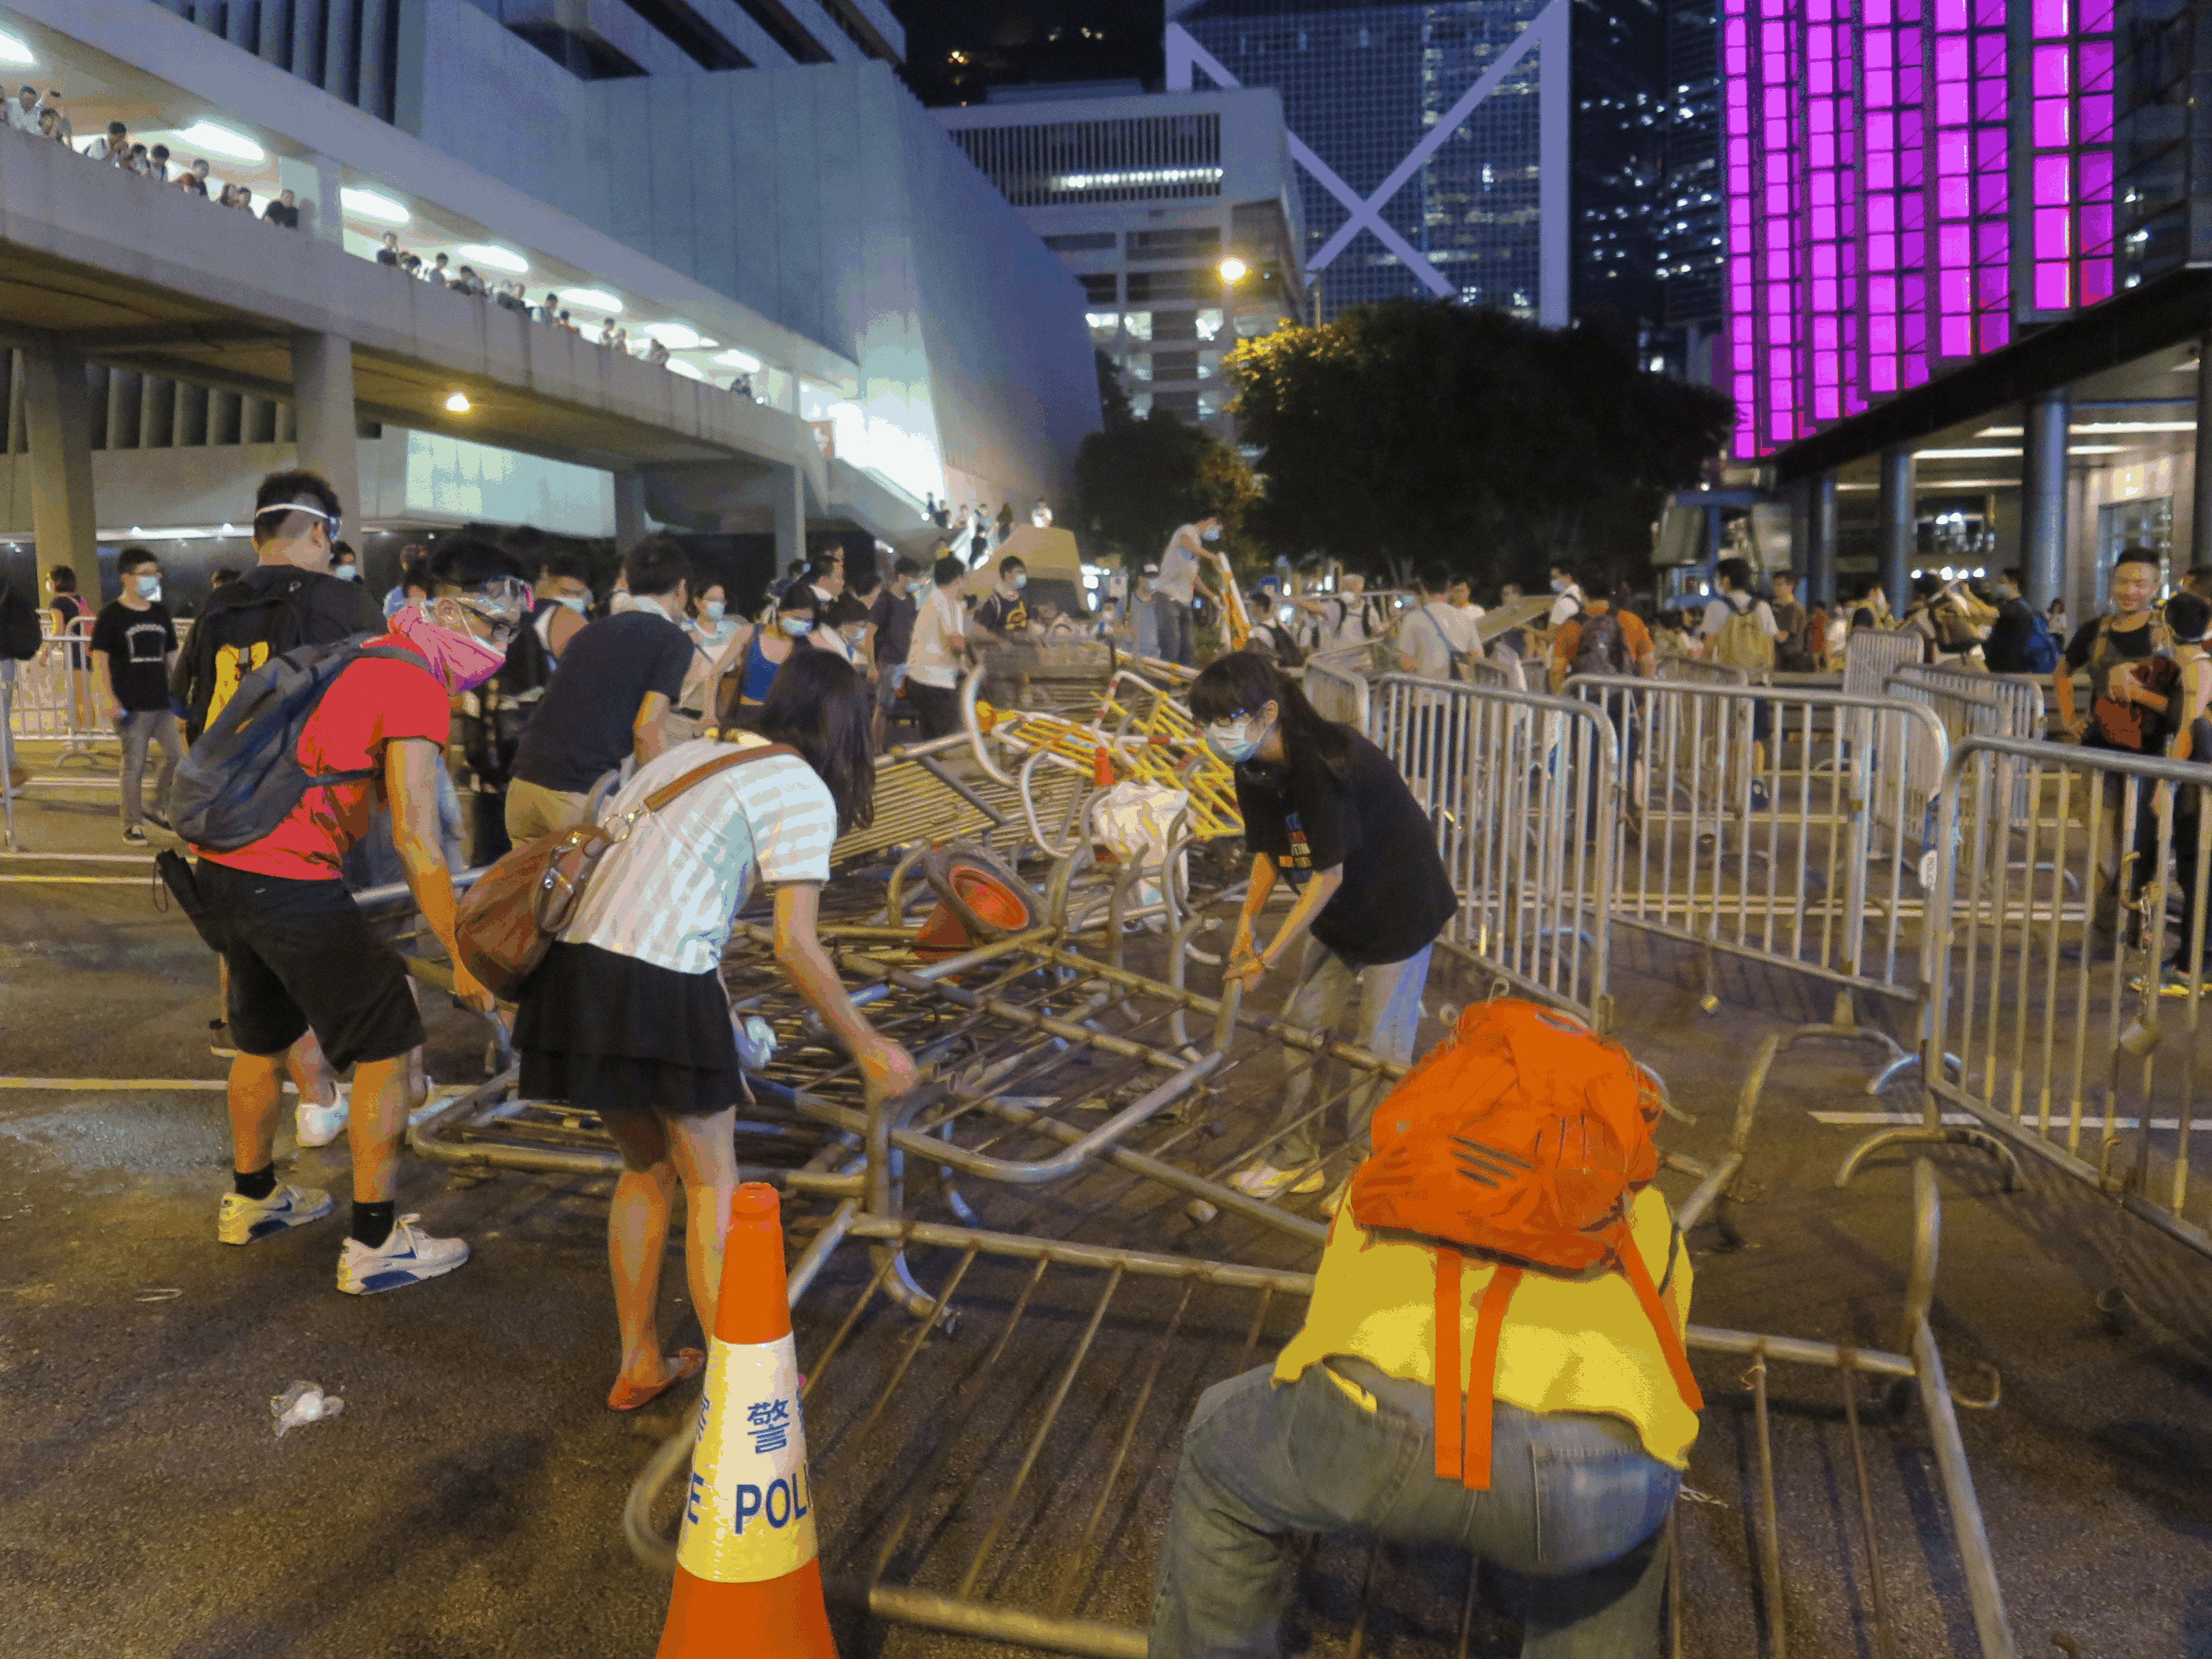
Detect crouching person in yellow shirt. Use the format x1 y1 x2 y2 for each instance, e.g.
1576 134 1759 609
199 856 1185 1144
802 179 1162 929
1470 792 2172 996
1149 1001 1700 1659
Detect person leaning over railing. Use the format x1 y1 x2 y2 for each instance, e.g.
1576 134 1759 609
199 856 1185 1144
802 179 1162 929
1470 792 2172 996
510 650 916 1409
1197 652 1456 1207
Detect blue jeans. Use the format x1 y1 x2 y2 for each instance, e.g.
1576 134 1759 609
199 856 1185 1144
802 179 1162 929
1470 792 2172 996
1155 592 1195 666
1151 1360 1677 1659
1269 939 1432 1165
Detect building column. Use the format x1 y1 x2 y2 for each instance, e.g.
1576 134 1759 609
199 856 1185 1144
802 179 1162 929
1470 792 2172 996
1879 444 1916 614
1808 472 1838 604
276 153 345 245
21 340 96 597
774 462 806 573
2193 337 2212 577
2021 387 2069 609
614 472 648 555
290 333 360 522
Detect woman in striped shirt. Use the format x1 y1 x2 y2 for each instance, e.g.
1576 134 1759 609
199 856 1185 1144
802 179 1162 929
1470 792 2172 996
513 650 916 1409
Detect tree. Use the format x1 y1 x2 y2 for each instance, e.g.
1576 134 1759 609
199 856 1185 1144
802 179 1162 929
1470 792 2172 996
1094 347 1134 428
1071 406 1259 565
1226 300 1734 591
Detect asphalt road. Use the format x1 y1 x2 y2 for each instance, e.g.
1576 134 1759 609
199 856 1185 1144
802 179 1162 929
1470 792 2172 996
4 760 2211 1657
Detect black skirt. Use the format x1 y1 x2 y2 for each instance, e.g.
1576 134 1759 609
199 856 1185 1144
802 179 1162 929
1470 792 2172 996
514 940 740 1118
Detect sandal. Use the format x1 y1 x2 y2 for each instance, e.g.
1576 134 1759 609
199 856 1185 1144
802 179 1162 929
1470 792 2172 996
607 1347 705 1412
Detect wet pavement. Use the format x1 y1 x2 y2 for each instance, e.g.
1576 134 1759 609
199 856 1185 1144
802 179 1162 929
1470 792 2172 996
4 755 2211 1657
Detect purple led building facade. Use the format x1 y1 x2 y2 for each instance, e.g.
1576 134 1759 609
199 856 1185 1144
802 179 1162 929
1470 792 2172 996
1724 0 2114 456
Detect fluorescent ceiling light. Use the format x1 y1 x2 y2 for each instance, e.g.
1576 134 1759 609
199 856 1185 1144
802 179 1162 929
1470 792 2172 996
667 359 706 382
559 288 622 314
457 243 529 274
1979 421 2194 435
1915 447 2021 458
644 322 703 349
180 121 263 163
0 30 35 65
712 349 761 373
2069 445 2127 454
444 391 471 413
341 187 409 225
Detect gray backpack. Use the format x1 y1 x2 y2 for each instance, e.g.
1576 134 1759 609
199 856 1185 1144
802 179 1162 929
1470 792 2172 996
170 635 417 851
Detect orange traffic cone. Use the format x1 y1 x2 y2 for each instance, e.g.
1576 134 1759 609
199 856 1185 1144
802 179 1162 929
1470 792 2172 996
656 1183 835 1659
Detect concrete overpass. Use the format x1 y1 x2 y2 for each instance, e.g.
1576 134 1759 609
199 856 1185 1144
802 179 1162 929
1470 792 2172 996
0 124 928 581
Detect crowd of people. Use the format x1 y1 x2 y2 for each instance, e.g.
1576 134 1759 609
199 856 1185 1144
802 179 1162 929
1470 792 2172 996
41 468 2212 1656
17 91 309 228
9 88 752 394
87 466 1683 1653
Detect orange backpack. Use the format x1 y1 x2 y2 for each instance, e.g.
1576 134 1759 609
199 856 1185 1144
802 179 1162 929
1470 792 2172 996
1348 999 1703 1489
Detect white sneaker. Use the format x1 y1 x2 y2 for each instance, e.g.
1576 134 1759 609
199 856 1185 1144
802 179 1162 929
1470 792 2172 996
296 1084 350 1149
1228 1163 1327 1200
337 1215 469 1295
217 1183 333 1245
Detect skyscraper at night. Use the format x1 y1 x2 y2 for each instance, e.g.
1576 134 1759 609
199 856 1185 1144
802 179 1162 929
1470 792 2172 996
1723 0 2119 457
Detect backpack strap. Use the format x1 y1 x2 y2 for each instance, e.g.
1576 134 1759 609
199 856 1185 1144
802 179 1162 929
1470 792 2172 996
1616 1228 1704 1413
1433 1249 1522 1490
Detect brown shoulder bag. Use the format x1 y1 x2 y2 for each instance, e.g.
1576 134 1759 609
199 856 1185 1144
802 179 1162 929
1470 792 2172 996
455 743 798 999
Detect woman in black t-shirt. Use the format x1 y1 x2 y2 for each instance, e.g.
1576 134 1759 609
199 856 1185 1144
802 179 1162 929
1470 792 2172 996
1192 653 1457 1207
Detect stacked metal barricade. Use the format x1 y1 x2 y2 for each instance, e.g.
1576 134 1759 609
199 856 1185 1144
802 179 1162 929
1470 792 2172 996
380 629 2025 1656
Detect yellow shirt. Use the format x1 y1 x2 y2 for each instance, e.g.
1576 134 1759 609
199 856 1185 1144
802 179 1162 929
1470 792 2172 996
1272 1186 1698 1469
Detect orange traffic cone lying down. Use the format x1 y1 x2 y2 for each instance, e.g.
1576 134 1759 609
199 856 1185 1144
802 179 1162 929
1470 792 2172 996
656 1183 835 1659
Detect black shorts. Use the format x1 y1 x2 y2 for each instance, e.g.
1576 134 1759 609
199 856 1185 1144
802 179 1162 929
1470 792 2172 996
197 860 424 1069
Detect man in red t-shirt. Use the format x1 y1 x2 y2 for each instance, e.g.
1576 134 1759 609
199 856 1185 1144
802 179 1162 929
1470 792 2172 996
201 539 523 1295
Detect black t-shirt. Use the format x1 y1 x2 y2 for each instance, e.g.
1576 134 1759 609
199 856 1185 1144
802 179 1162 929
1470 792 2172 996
174 563 385 740
1233 729 1457 966
509 609 692 792
2064 614 2158 673
975 590 1029 635
90 601 179 712
870 588 918 666
263 201 299 228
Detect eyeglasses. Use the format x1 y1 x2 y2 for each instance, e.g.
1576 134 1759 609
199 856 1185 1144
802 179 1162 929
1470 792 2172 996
253 500 342 542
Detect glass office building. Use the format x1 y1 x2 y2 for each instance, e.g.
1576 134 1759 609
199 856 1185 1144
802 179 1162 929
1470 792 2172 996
1170 0 1565 324
1725 0 2119 457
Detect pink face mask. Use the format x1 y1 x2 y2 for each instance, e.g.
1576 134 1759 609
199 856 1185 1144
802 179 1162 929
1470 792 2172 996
391 601 509 693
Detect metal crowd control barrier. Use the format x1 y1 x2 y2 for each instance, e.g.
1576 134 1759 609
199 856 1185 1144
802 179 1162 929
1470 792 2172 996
622 1145 2017 1659
7 623 108 764
1887 661 2047 742
1655 650 1751 688
1300 650 1369 726
828 731 1091 872
1844 734 2212 1261
1366 672 1618 1030
1842 626 1928 697
1568 674 1952 1083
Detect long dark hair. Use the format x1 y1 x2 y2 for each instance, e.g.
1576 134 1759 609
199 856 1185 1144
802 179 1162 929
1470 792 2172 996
753 649 875 832
1188 651 1353 773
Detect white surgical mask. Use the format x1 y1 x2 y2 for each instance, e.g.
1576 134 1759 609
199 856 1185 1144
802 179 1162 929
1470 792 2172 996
1550 577 1568 593
135 575 162 602
1010 573 1027 590
1203 711 1270 766
702 599 726 620
781 615 812 637
1201 526 1222 543
558 594 588 614
334 564 359 582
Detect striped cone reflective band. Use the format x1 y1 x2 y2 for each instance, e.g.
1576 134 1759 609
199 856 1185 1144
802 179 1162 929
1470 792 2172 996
656 1183 836 1659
